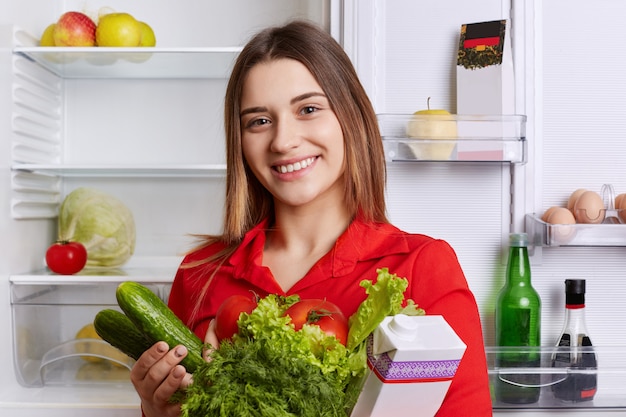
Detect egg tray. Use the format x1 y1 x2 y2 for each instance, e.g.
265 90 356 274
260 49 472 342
529 184 626 247
526 212 626 247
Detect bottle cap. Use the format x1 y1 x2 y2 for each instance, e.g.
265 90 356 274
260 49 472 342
565 279 585 305
509 233 528 247
565 279 585 295
388 314 419 340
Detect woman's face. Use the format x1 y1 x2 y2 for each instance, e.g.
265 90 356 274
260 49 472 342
240 58 346 209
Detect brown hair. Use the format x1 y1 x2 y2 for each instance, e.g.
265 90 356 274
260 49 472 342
195 19 388 265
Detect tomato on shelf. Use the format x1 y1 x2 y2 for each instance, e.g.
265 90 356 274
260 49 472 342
45 241 87 275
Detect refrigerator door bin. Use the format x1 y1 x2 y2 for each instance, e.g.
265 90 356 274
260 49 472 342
378 114 526 163
486 346 625 409
10 277 170 387
526 214 626 247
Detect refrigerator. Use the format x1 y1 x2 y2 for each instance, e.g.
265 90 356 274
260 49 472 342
1 0 626 416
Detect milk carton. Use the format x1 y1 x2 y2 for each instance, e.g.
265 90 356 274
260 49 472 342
350 315 467 417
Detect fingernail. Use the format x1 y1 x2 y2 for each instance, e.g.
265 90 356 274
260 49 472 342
175 345 187 358
173 366 185 378
156 342 168 353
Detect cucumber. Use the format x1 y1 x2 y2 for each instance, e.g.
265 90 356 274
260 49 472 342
94 308 155 361
116 281 205 373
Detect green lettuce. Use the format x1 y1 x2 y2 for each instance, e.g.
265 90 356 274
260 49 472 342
346 267 424 350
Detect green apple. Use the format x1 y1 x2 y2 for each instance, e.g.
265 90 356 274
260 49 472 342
406 97 457 160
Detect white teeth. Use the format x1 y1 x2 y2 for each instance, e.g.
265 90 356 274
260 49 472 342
277 157 315 174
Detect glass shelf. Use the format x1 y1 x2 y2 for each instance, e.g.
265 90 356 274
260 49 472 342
11 163 227 178
14 46 242 79
526 214 626 247
486 346 626 409
378 114 527 163
10 256 180 287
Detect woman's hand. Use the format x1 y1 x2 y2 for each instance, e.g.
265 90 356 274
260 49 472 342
130 341 192 417
203 319 219 361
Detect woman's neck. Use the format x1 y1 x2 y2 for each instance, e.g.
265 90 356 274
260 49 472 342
270 200 351 254
262 200 352 291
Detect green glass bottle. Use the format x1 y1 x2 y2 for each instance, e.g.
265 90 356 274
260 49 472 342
495 233 541 404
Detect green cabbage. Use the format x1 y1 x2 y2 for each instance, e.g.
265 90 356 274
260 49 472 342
58 187 136 268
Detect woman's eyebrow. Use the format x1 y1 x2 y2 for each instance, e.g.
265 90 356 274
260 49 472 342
291 91 326 105
240 92 327 117
240 106 267 117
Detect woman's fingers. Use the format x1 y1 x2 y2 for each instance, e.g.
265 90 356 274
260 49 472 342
130 341 170 386
203 319 219 361
130 342 188 401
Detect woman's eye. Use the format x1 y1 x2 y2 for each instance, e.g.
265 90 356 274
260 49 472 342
247 117 270 128
301 106 318 115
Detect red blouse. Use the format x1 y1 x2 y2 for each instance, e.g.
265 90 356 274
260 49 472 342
168 217 492 416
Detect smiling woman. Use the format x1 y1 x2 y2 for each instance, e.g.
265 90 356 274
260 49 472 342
130 20 492 417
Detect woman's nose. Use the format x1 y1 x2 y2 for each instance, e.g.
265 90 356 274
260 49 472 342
270 117 301 153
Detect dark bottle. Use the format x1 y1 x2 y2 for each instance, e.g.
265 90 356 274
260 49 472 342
551 279 597 402
495 233 541 404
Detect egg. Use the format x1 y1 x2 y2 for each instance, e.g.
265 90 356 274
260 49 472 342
573 191 605 224
547 207 576 225
616 193 626 223
546 207 577 244
567 188 587 211
541 206 560 222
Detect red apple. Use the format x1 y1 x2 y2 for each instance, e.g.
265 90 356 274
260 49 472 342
53 11 96 46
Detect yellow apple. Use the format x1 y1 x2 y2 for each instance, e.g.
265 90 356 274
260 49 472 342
96 13 142 47
75 323 131 367
122 21 156 63
40 23 56 46
406 97 457 160
138 21 156 47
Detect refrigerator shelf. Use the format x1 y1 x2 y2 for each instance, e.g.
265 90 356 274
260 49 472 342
486 345 626 409
377 114 527 163
14 46 242 79
11 163 227 178
526 214 626 247
10 256 181 287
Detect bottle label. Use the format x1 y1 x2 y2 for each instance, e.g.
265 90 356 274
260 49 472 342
551 334 597 402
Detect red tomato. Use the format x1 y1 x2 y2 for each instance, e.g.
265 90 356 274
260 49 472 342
214 294 258 341
45 241 87 275
284 299 349 345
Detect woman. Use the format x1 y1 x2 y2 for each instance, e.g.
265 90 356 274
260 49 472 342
131 20 492 417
